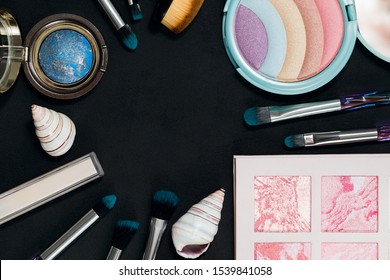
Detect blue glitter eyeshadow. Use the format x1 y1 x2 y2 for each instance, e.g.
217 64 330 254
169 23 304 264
38 29 94 84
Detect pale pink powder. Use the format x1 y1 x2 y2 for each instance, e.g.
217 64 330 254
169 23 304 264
321 176 378 232
321 243 378 260
255 243 311 260
314 0 344 71
294 0 324 80
254 176 311 232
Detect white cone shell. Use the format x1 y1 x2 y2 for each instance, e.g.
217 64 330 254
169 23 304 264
172 188 225 259
31 104 76 157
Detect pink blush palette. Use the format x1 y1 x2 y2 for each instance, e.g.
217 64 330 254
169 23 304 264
233 154 390 260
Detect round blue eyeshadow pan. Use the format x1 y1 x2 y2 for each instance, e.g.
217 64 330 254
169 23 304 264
38 29 94 84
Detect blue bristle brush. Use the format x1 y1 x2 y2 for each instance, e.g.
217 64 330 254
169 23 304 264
98 0 138 50
128 0 143 21
142 190 179 260
106 219 140 260
35 194 117 260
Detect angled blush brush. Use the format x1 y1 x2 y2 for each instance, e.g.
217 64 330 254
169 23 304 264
284 124 390 148
35 194 117 260
142 190 179 260
244 90 390 126
106 219 140 260
153 0 205 34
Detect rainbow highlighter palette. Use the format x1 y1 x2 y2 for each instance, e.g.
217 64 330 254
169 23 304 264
222 0 390 95
234 154 390 260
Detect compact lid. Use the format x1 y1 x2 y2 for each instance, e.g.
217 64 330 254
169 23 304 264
355 0 390 63
0 10 24 93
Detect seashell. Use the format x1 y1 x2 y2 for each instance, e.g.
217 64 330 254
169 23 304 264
171 188 225 259
31 104 76 157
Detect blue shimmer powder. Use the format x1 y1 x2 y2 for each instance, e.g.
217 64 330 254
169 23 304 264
38 29 93 84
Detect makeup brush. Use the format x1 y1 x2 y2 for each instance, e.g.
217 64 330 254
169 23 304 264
284 124 390 148
34 194 117 260
244 90 390 126
143 190 179 260
128 0 143 21
98 0 138 50
153 0 205 34
106 219 140 260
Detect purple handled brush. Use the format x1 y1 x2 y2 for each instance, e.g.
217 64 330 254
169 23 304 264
244 90 390 126
285 124 390 148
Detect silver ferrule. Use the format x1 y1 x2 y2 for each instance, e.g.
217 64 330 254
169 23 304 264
38 209 99 260
304 128 378 146
269 99 341 122
106 246 122 260
98 0 125 30
142 217 167 260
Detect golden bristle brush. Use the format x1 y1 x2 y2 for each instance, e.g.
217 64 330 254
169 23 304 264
153 0 205 34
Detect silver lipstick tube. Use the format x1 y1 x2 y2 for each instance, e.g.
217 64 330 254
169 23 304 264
98 0 125 30
269 99 341 123
142 217 167 260
36 209 99 260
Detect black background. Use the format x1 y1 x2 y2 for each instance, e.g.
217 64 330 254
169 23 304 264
0 0 390 260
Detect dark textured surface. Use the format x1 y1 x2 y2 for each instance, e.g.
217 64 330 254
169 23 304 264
0 0 389 260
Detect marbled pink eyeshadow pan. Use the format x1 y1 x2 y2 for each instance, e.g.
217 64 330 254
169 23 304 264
321 243 378 260
254 176 311 232
321 176 378 232
255 243 311 260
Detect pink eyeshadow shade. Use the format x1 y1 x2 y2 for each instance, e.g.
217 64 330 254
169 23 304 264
255 243 311 260
254 176 311 232
321 176 378 232
235 5 268 70
294 0 324 80
321 243 378 260
314 0 344 71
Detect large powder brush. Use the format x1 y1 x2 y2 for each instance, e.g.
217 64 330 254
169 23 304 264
153 0 205 34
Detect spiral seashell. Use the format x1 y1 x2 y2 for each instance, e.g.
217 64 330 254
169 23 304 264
31 104 76 157
171 188 225 259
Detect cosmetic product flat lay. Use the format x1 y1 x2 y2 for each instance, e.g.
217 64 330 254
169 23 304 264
1 0 390 260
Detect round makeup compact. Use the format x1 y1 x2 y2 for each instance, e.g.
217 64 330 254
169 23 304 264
222 0 390 95
0 11 108 99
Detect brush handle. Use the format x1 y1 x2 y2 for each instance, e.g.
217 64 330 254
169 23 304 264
142 217 167 260
377 125 390 141
340 91 390 110
106 246 122 260
35 209 99 260
304 129 378 146
98 0 125 30
269 99 341 122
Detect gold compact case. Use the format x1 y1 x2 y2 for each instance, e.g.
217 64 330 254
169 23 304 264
0 11 108 99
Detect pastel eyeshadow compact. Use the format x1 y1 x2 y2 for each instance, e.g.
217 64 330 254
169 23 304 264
0 11 108 99
222 0 390 95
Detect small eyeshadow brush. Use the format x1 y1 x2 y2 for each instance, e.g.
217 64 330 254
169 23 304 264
128 0 143 21
35 194 117 260
284 124 390 148
142 190 179 260
98 0 138 50
244 90 390 126
106 219 140 260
